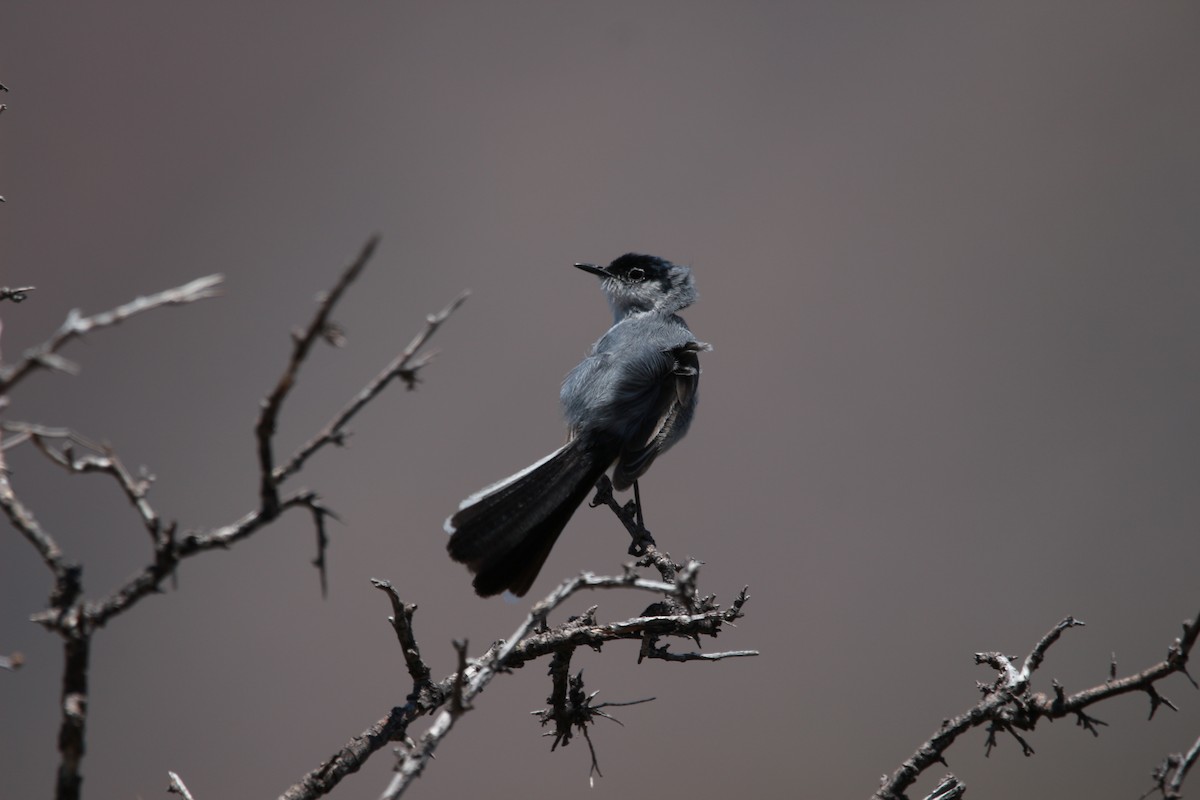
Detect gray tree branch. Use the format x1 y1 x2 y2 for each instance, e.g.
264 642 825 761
278 564 755 800
874 610 1200 800
0 274 222 394
0 238 460 800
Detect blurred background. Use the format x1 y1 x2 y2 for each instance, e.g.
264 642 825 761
2 3 1199 798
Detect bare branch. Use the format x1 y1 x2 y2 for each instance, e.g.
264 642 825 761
5 423 162 539
376 567 755 799
873 611 1200 800
273 289 468 486
254 236 378 516
1021 615 1085 679
75 492 321 630
279 707 420 800
371 579 438 705
1053 613 1199 714
0 463 65 573
0 245 466 800
15 246 465 629
281 568 755 800
0 274 222 393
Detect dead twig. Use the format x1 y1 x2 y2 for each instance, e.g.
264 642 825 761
874 611 1200 800
0 275 222 393
283 567 756 800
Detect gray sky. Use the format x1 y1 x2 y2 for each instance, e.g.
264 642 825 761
3 3 1199 798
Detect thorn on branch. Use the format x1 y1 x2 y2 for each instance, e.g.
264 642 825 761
1145 685 1179 720
981 718 1035 757
302 496 338 598
1008 725 1035 757
984 721 999 757
1074 709 1108 737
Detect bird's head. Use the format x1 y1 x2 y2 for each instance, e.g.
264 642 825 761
574 253 697 319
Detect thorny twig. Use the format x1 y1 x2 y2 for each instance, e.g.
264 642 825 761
273 290 469 487
283 565 755 800
1 239 462 800
4 424 161 538
0 274 223 393
255 236 378 518
251 235 465 592
874 611 1200 800
532 651 655 783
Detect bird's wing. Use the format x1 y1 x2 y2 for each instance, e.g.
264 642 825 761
611 340 707 489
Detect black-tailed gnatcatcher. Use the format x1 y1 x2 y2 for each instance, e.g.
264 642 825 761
446 253 710 596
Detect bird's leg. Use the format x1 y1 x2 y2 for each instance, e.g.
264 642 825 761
627 479 655 556
633 480 645 529
589 475 655 555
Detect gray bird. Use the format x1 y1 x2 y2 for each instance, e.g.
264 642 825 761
445 253 710 597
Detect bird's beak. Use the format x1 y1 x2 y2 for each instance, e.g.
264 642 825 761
574 262 611 278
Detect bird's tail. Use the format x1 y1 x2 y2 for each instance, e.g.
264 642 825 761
445 436 611 597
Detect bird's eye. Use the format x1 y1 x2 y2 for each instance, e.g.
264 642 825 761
627 267 646 282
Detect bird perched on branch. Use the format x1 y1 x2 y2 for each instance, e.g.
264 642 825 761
446 253 710 597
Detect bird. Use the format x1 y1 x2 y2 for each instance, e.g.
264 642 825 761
445 253 710 597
